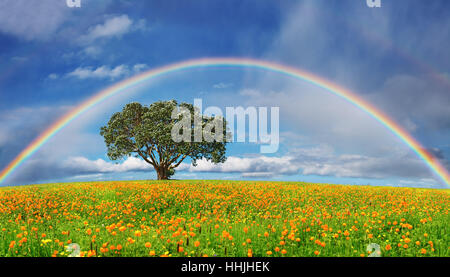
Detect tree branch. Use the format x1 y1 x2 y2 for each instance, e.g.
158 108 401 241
137 149 155 166
167 153 182 166
170 154 188 169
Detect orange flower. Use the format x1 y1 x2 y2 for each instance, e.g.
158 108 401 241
194 241 200 247
145 242 151 248
385 244 391 251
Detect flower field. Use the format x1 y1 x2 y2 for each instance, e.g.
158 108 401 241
0 180 448 257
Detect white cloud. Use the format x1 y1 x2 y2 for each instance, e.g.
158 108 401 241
133 19 151 32
71 173 104 180
241 172 276 178
239 88 261 97
65 63 148 80
398 178 438 187
132 64 149 72
80 15 132 42
11 56 28 62
67 65 129 80
0 0 68 40
4 143 440 186
173 142 437 183
213 82 233 89
188 156 299 176
176 163 191 171
78 15 148 44
62 156 150 173
82 46 102 57
58 155 298 180
72 15 149 56
47 73 59 80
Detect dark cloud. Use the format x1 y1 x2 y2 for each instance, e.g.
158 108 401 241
261 0 450 134
0 106 72 167
369 74 450 131
427 147 450 171
428 147 445 160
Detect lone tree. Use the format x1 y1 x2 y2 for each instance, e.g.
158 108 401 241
100 100 228 180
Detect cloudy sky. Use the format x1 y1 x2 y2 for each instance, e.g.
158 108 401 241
0 0 449 188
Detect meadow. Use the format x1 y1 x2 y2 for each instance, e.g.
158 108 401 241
0 180 448 257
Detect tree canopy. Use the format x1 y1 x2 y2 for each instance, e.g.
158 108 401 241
100 100 227 179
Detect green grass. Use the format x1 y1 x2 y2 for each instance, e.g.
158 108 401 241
0 180 448 257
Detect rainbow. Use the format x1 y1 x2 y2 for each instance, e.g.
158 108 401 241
0 58 449 186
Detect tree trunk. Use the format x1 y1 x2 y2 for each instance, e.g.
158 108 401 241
156 166 168 180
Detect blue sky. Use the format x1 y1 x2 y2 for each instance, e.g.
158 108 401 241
0 0 449 188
